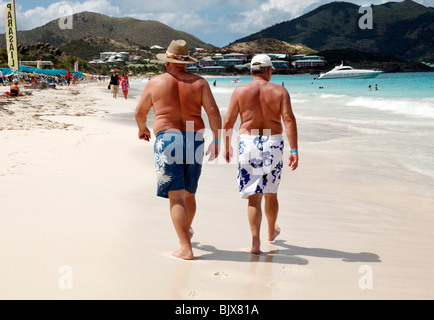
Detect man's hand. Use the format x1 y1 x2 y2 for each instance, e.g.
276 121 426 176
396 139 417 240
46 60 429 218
225 144 234 164
288 153 299 171
206 141 220 161
138 127 151 142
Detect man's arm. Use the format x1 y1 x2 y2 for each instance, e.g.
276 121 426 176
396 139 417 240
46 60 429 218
222 89 240 163
135 82 153 141
281 89 299 170
201 80 222 161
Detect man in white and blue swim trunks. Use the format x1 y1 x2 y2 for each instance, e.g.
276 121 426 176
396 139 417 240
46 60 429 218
135 40 222 260
223 54 299 254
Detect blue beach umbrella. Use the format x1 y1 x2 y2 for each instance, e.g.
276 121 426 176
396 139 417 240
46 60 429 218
0 66 84 77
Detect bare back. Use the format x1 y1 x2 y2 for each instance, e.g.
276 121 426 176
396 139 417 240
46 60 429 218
235 79 286 135
147 71 206 134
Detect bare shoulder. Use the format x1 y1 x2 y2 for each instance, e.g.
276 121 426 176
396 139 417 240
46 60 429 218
150 73 171 84
145 74 164 88
234 82 254 95
194 75 210 87
268 81 290 96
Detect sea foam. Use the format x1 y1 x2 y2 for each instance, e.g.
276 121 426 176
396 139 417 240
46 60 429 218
346 97 434 119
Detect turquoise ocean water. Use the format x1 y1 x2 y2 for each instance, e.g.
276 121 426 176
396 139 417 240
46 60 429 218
130 72 434 195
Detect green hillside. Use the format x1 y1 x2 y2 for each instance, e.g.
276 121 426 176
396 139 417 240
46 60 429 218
0 11 214 51
234 0 434 62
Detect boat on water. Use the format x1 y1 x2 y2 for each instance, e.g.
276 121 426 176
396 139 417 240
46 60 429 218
318 63 382 80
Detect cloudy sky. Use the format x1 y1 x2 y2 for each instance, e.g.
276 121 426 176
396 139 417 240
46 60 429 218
2 0 434 47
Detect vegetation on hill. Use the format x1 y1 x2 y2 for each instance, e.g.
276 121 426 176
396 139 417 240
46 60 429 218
319 48 432 73
233 0 434 62
224 38 317 55
0 42 164 75
0 11 214 51
58 36 158 61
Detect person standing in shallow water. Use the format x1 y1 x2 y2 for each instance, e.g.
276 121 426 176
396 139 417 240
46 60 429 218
223 54 299 254
135 40 222 260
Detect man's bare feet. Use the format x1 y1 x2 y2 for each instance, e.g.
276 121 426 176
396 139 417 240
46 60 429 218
251 238 261 255
268 225 281 242
172 247 194 260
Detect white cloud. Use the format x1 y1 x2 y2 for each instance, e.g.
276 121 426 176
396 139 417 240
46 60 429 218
1 0 432 46
418 0 434 6
0 0 121 33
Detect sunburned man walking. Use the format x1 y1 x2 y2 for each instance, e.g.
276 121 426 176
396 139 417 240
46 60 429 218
135 40 222 260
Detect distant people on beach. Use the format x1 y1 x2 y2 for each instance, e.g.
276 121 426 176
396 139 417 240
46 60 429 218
66 70 71 86
0 69 92 92
121 73 129 100
135 40 222 260
110 72 120 99
223 54 299 254
10 80 20 97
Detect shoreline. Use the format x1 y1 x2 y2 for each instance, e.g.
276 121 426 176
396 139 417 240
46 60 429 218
1 81 434 299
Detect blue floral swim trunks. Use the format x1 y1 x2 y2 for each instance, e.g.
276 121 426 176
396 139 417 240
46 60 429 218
238 134 284 199
154 130 204 198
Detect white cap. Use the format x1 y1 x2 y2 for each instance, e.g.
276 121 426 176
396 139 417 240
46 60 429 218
250 54 275 70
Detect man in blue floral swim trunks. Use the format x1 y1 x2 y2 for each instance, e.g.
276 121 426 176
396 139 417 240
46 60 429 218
223 54 298 254
135 40 222 260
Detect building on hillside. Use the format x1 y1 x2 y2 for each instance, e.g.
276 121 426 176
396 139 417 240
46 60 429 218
199 58 216 68
235 63 250 71
100 52 118 60
211 54 224 61
89 59 106 64
291 54 326 68
218 58 245 67
291 54 307 61
186 66 200 73
223 53 248 61
97 52 130 64
271 60 290 68
266 53 288 60
197 66 226 73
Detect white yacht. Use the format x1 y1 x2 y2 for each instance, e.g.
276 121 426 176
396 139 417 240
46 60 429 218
318 62 382 80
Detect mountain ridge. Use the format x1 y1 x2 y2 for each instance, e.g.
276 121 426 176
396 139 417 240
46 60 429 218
0 11 214 51
223 38 318 55
233 0 434 62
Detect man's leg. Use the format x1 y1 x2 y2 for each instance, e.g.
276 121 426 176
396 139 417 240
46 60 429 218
168 190 194 260
248 194 263 254
185 191 196 238
264 193 280 241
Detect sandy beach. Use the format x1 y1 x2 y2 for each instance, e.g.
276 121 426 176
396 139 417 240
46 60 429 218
1 80 433 300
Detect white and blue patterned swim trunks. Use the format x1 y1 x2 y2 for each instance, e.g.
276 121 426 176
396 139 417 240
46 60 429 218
238 134 284 199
